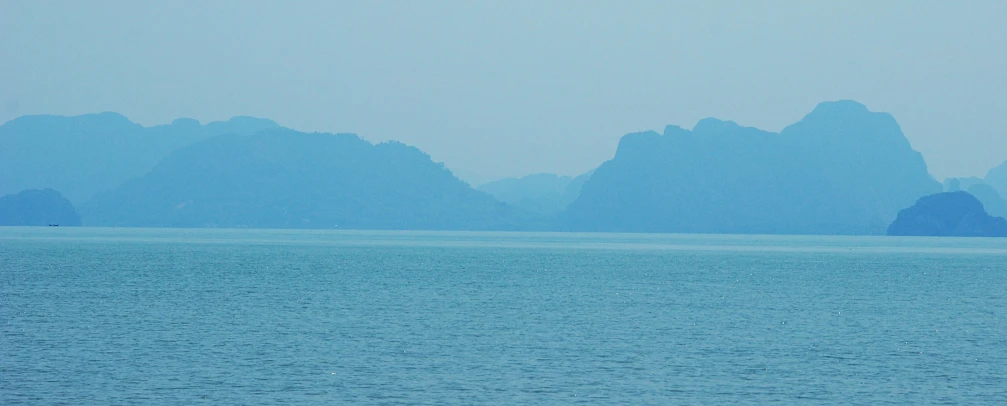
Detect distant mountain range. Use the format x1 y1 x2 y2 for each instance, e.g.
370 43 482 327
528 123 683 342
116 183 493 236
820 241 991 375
477 171 593 215
82 129 539 230
940 161 1007 219
3 101 999 234
0 113 279 203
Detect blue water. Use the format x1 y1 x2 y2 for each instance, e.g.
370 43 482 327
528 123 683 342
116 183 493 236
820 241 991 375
2 228 1006 404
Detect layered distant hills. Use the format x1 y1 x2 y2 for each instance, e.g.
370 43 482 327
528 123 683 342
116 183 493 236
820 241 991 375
1 101 990 234
561 101 940 234
0 113 279 203
941 163 1007 219
83 130 537 230
477 171 593 215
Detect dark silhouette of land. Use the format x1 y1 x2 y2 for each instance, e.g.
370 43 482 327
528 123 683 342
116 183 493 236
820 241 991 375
0 113 279 204
0 189 81 226
2 100 991 234
477 171 593 215
82 129 539 230
965 184 1007 219
887 192 1007 237
941 177 1007 218
560 101 940 234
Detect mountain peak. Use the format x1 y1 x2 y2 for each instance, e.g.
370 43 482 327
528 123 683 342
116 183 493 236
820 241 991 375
808 100 870 116
692 118 740 133
662 125 690 137
783 99 906 148
225 116 278 127
614 130 664 159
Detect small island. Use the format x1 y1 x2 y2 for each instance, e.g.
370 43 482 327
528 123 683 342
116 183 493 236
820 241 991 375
887 191 1007 237
0 189 82 226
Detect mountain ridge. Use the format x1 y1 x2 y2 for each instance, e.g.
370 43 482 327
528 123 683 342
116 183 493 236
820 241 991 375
82 129 540 230
2 101 963 234
0 113 280 203
561 100 940 235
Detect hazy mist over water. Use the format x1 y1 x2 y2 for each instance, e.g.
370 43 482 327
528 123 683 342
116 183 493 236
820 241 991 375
6 3 1007 403
2 1 1007 182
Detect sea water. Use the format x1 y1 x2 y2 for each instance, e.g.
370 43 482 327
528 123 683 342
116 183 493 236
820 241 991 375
2 228 1006 404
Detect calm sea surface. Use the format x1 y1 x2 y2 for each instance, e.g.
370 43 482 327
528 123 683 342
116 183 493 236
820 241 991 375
2 228 1006 404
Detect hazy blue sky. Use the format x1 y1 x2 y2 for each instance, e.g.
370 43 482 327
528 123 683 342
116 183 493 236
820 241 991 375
2 1 1005 183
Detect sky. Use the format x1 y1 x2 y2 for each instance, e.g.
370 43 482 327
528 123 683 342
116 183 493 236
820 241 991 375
1 1 1006 184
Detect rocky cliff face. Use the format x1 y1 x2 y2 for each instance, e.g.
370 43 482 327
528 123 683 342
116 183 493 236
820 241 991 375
561 101 940 235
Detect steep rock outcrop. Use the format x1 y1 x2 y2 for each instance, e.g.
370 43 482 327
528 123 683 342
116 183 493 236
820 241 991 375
561 101 940 234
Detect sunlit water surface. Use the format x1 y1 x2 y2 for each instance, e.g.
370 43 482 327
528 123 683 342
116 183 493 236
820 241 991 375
2 228 1006 404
